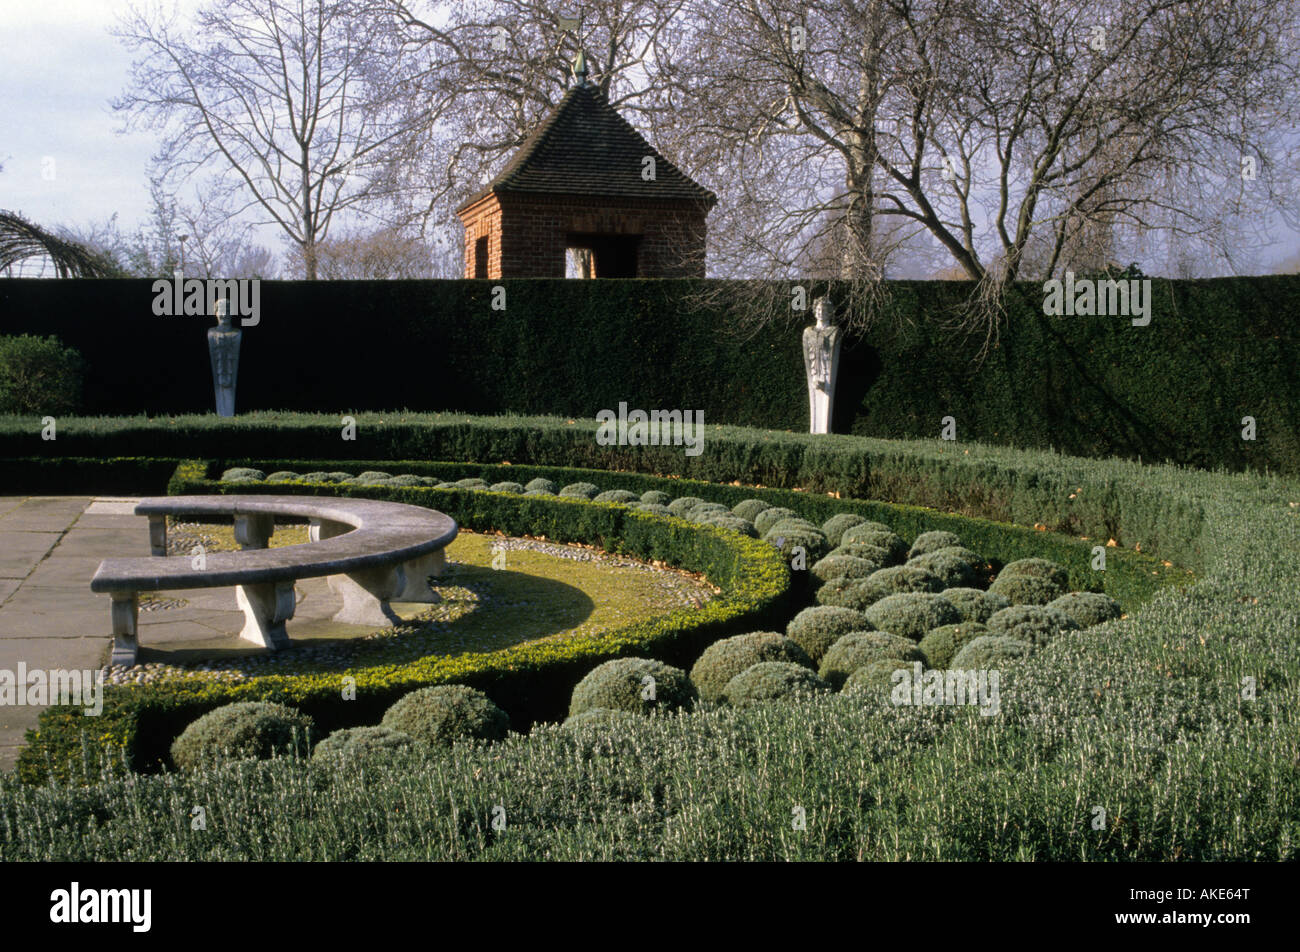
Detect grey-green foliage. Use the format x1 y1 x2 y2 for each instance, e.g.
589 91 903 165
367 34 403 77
819 631 926 689
917 623 990 669
490 481 525 494
863 593 961 641
951 635 1034 667
569 658 696 716
908 530 963 559
986 605 1081 646
594 489 639 504
524 478 557 494
667 496 706 517
689 632 813 702
753 507 799 536
170 702 315 770
732 499 772 522
640 490 671 506
1048 592 1123 628
988 573 1067 605
786 606 871 663
721 662 831 707
312 726 417 763
941 588 1012 623
381 685 510 748
221 467 265 482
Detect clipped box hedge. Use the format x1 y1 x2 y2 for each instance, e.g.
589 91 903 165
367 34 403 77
17 460 793 784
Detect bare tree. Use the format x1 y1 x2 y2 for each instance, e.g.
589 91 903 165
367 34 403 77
112 0 425 277
660 0 1300 337
282 223 441 276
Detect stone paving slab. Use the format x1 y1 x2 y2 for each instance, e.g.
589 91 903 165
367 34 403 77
0 496 370 774
0 532 61 579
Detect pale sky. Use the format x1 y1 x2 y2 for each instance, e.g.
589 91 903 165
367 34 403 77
1 0 1297 276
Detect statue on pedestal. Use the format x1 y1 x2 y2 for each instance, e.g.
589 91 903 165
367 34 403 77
802 296 842 434
207 298 241 417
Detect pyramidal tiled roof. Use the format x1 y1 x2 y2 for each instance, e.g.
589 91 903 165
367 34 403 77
457 82 717 211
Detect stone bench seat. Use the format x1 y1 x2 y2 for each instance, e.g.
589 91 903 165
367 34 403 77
90 495 458 666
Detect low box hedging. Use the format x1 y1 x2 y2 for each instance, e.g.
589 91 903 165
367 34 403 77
16 461 793 784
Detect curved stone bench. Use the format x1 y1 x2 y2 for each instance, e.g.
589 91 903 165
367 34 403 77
90 495 458 666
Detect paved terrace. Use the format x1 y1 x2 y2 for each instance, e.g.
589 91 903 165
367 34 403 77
0 496 375 773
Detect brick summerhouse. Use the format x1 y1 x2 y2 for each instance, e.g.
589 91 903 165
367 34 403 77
455 52 717 278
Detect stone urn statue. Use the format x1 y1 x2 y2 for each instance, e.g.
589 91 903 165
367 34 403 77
207 298 241 417
802 296 842 434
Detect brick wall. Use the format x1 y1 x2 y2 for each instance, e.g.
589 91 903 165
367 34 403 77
456 192 710 278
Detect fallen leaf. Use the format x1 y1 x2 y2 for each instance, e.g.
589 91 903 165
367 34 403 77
1106 538 1118 547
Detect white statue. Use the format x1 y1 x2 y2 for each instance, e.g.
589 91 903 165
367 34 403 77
802 297 842 434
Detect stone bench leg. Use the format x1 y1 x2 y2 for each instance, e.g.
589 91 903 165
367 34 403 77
330 566 403 627
235 580 295 650
308 518 350 542
396 550 446 602
234 513 274 549
148 516 167 557
110 592 139 666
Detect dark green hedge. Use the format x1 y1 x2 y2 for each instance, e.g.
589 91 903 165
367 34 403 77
0 414 1212 569
3 275 1298 473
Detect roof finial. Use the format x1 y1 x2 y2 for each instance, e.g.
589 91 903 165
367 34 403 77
572 49 588 88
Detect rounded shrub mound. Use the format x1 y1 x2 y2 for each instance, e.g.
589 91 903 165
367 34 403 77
832 542 893 565
864 592 961 641
559 482 600 499
524 478 557 494
941 587 1012 623
732 499 772 522
765 517 821 536
384 474 425 487
917 622 990 669
561 707 644 730
811 554 879 583
635 503 674 517
454 478 490 489
765 526 829 563
300 471 334 483
639 490 671 506
843 658 916 696
988 573 1067 605
858 565 945 603
785 605 871 663
907 530 963 559
721 662 832 707
814 577 879 612
839 526 908 563
523 489 552 497
265 471 300 483
906 550 978 589
819 631 926 689
221 467 265 482
381 685 510 748
489 481 525 494
1048 591 1123 628
688 502 733 521
594 489 639 504
702 514 758 537
820 513 868 547
998 557 1070 589
951 635 1034 668
171 701 315 770
666 496 706 517
689 631 813 702
312 726 417 763
986 604 1081 646
436 481 458 489
569 657 696 717
753 507 800 536
356 470 391 483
